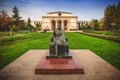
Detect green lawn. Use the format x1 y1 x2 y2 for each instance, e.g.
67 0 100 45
0 32 120 70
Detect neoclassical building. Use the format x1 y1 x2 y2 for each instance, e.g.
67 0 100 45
41 11 78 31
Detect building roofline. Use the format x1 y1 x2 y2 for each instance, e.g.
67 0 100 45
47 11 72 14
42 16 77 18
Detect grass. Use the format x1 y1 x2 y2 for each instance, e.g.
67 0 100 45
0 31 29 38
67 32 120 70
0 32 120 70
0 32 10 37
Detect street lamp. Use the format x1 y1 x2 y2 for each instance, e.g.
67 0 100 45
9 24 12 36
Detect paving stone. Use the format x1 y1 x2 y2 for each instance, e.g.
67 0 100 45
0 50 120 80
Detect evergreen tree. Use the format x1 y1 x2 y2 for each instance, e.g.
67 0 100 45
27 17 32 32
12 6 26 31
91 19 100 31
12 6 21 21
116 1 120 34
104 2 120 32
94 20 100 30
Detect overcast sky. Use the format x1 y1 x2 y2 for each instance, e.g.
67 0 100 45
0 0 119 21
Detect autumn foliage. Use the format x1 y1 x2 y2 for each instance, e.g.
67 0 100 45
0 10 12 31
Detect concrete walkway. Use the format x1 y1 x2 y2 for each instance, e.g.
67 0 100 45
0 50 120 80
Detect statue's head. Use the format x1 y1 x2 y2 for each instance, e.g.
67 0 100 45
58 25 61 30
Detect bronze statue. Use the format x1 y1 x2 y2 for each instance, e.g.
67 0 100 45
47 24 71 58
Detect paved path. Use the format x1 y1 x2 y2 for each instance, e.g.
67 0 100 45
0 50 120 80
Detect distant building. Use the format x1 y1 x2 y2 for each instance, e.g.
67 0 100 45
41 11 78 31
31 11 93 31
78 21 91 26
31 21 42 27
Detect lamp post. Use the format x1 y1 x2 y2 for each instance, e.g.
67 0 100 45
9 24 12 36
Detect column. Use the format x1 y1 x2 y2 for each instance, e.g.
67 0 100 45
56 20 58 28
67 20 70 31
50 20 52 31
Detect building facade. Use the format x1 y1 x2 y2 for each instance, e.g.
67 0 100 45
31 21 42 27
41 11 78 31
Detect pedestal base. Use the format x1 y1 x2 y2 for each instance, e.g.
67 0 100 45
35 51 84 74
46 52 72 58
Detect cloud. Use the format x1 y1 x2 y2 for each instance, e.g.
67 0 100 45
0 0 119 21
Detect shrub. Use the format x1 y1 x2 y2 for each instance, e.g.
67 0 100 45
79 32 120 42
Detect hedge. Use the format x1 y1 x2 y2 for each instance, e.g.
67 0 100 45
78 32 120 43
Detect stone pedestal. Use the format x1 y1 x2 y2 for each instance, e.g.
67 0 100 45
35 51 84 74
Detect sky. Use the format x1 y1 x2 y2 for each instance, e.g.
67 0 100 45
0 0 119 21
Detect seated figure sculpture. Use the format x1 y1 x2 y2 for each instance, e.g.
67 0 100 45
48 25 70 57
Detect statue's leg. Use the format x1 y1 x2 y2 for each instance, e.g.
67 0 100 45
49 44 55 55
55 44 58 56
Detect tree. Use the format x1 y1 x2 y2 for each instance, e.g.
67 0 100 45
27 17 33 32
94 20 100 30
0 10 11 31
116 2 120 35
91 19 100 31
99 19 104 30
104 2 120 32
12 6 22 31
19 20 27 30
12 6 21 21
12 6 26 31
104 5 113 31
35 22 41 30
86 25 91 31
80 22 85 30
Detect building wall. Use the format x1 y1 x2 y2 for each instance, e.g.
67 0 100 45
31 12 78 31
48 13 72 16
42 18 50 30
69 18 78 30
79 21 91 26
31 21 42 27
41 16 78 31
